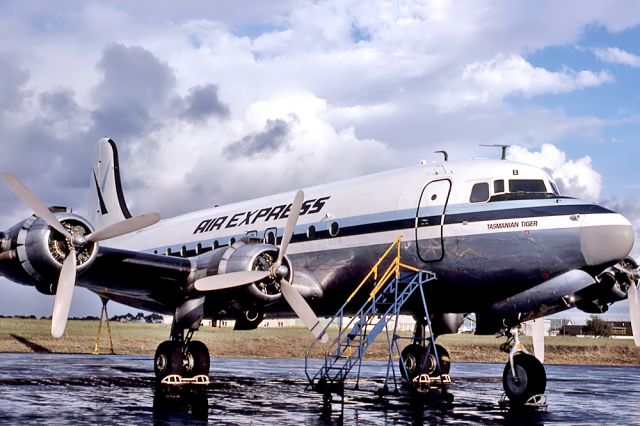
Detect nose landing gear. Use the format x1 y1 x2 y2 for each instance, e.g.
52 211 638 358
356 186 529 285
500 327 547 406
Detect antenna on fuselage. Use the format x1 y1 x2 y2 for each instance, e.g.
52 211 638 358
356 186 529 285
480 144 510 160
434 150 448 161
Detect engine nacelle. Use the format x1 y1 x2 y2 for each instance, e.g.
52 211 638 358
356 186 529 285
193 239 292 307
576 257 637 314
0 211 97 293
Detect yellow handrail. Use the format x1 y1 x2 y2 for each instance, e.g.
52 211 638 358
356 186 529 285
345 235 418 305
346 236 403 303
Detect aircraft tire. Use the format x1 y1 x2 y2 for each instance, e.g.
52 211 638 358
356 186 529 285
400 344 425 381
185 340 210 377
502 353 547 405
154 341 183 380
433 344 451 376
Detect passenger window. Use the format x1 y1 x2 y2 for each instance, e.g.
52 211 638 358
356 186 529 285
470 183 490 203
265 230 276 245
494 180 504 194
307 225 316 239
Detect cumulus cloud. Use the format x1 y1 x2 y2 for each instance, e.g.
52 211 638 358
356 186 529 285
433 55 613 111
593 46 640 67
224 117 293 158
181 84 230 122
0 55 30 113
123 92 392 216
508 143 602 202
91 44 177 139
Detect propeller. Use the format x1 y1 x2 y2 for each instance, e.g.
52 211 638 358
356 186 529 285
531 318 545 363
195 190 327 343
3 172 160 338
628 277 639 347
613 263 640 347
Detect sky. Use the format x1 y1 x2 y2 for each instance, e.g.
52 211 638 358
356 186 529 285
0 1 639 323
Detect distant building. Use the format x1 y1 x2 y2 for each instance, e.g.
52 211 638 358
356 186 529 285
608 321 632 338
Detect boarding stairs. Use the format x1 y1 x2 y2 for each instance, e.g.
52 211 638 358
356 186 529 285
304 237 437 399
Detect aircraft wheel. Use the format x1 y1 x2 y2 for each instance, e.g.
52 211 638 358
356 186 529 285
154 341 183 381
184 340 210 377
502 353 547 405
432 344 451 376
400 344 425 381
421 344 451 377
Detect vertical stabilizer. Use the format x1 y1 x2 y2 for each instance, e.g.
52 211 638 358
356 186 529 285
89 138 132 229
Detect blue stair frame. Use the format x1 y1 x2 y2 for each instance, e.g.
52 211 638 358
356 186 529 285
304 237 439 399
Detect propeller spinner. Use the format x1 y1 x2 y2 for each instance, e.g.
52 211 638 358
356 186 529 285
3 172 160 338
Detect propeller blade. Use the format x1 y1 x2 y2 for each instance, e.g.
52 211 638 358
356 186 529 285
531 318 545 363
87 213 161 243
3 173 70 238
280 278 327 343
51 249 77 338
194 270 270 292
276 190 304 267
628 282 640 347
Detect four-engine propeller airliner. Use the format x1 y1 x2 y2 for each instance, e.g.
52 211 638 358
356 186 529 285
1 138 638 405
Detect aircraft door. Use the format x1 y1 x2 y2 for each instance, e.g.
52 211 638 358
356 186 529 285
415 179 451 262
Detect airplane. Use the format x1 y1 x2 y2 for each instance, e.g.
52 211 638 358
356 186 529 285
0 137 638 406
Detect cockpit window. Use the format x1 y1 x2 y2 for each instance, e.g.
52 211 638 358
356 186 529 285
508 179 547 193
494 179 505 194
549 181 560 196
470 182 490 203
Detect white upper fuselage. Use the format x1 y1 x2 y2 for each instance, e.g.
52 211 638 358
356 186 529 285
115 159 570 253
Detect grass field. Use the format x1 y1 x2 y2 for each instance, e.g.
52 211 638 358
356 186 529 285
0 318 638 365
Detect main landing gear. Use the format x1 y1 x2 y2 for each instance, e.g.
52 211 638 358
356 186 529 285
154 305 211 384
154 335 210 382
399 321 452 394
500 327 547 406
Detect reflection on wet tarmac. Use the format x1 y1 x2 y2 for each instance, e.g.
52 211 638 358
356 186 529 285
0 354 638 424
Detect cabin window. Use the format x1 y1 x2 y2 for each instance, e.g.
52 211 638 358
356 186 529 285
180 245 187 257
153 250 158 255
166 248 172 256
329 222 340 237
213 240 219 249
230 237 236 245
196 243 202 255
307 225 316 239
265 230 276 245
509 179 547 193
494 179 505 194
469 182 490 203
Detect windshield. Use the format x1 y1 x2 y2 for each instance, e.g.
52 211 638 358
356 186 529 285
508 179 547 193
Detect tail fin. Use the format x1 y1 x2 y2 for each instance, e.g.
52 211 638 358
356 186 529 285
89 138 132 229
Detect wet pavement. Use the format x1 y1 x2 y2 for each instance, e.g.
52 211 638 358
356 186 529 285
0 353 638 424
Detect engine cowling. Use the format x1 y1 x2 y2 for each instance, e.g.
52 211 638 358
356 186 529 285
0 211 97 294
193 239 292 306
576 257 637 314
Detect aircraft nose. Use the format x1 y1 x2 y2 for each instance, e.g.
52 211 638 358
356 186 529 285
580 212 635 266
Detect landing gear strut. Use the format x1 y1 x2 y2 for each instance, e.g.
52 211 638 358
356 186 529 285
500 327 546 405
